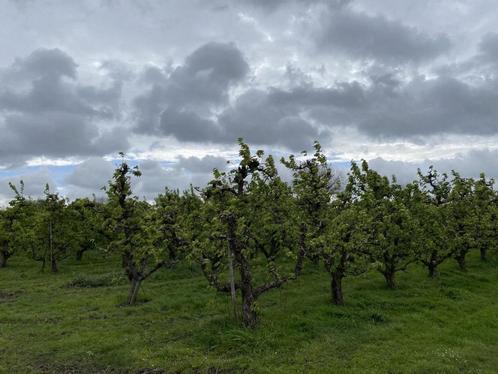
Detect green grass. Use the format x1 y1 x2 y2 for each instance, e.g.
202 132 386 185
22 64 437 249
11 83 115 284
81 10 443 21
0 252 497 373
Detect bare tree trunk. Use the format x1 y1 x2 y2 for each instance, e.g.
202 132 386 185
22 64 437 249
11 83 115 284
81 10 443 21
127 278 142 305
380 255 397 289
455 251 467 270
0 250 7 268
480 247 487 262
331 271 344 306
383 270 396 289
41 256 46 272
75 248 86 261
237 263 258 327
294 248 305 277
428 262 438 278
227 214 258 328
311 254 320 267
122 251 135 282
50 256 58 273
49 221 58 273
227 246 238 321
241 289 257 328
294 224 307 277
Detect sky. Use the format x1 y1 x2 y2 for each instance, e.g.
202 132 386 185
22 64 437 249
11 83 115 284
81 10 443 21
1 0 498 202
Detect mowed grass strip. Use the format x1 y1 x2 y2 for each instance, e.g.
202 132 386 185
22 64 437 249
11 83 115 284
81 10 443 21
0 252 497 373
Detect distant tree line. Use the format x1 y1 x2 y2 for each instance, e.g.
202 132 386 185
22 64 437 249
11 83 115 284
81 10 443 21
1 140 497 328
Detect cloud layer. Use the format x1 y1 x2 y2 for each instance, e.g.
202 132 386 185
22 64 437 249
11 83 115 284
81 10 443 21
1 0 498 200
0 48 127 166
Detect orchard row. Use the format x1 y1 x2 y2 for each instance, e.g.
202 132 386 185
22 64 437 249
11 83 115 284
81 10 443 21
1 140 496 328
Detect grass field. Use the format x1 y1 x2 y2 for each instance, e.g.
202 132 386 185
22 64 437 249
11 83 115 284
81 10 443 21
0 252 497 373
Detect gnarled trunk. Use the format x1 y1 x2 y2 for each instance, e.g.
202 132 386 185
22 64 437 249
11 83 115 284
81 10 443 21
48 220 58 273
331 270 344 306
0 250 9 268
50 256 58 273
75 247 88 261
381 257 397 289
127 277 142 305
237 255 258 327
383 270 396 289
428 262 438 278
455 251 467 270
122 250 135 282
480 247 487 262
294 224 307 277
227 213 258 328
241 286 257 328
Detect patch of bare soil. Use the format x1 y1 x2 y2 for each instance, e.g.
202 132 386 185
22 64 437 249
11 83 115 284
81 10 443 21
0 290 17 302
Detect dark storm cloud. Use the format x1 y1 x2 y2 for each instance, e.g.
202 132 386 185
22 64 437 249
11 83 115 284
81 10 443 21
154 87 324 150
159 109 222 142
478 32 498 64
133 36 498 148
0 48 128 166
134 43 324 150
349 74 498 138
12 48 77 79
216 89 322 150
134 42 249 134
166 42 249 107
278 70 498 140
0 113 125 161
314 7 451 64
253 74 498 140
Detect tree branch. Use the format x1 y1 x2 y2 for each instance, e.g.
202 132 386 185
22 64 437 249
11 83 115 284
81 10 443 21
200 261 240 293
142 258 178 280
254 276 290 298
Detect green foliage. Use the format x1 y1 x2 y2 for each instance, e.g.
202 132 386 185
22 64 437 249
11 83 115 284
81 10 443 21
469 174 496 261
67 197 107 261
447 172 476 270
24 185 78 273
348 161 421 288
2 139 498 339
0 181 37 268
415 166 455 277
194 140 299 327
104 156 183 305
282 141 339 271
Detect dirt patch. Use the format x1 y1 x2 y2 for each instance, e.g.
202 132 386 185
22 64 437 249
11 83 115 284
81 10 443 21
0 290 17 302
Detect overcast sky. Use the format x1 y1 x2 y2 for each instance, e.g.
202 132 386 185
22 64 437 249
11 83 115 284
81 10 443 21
1 0 498 201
